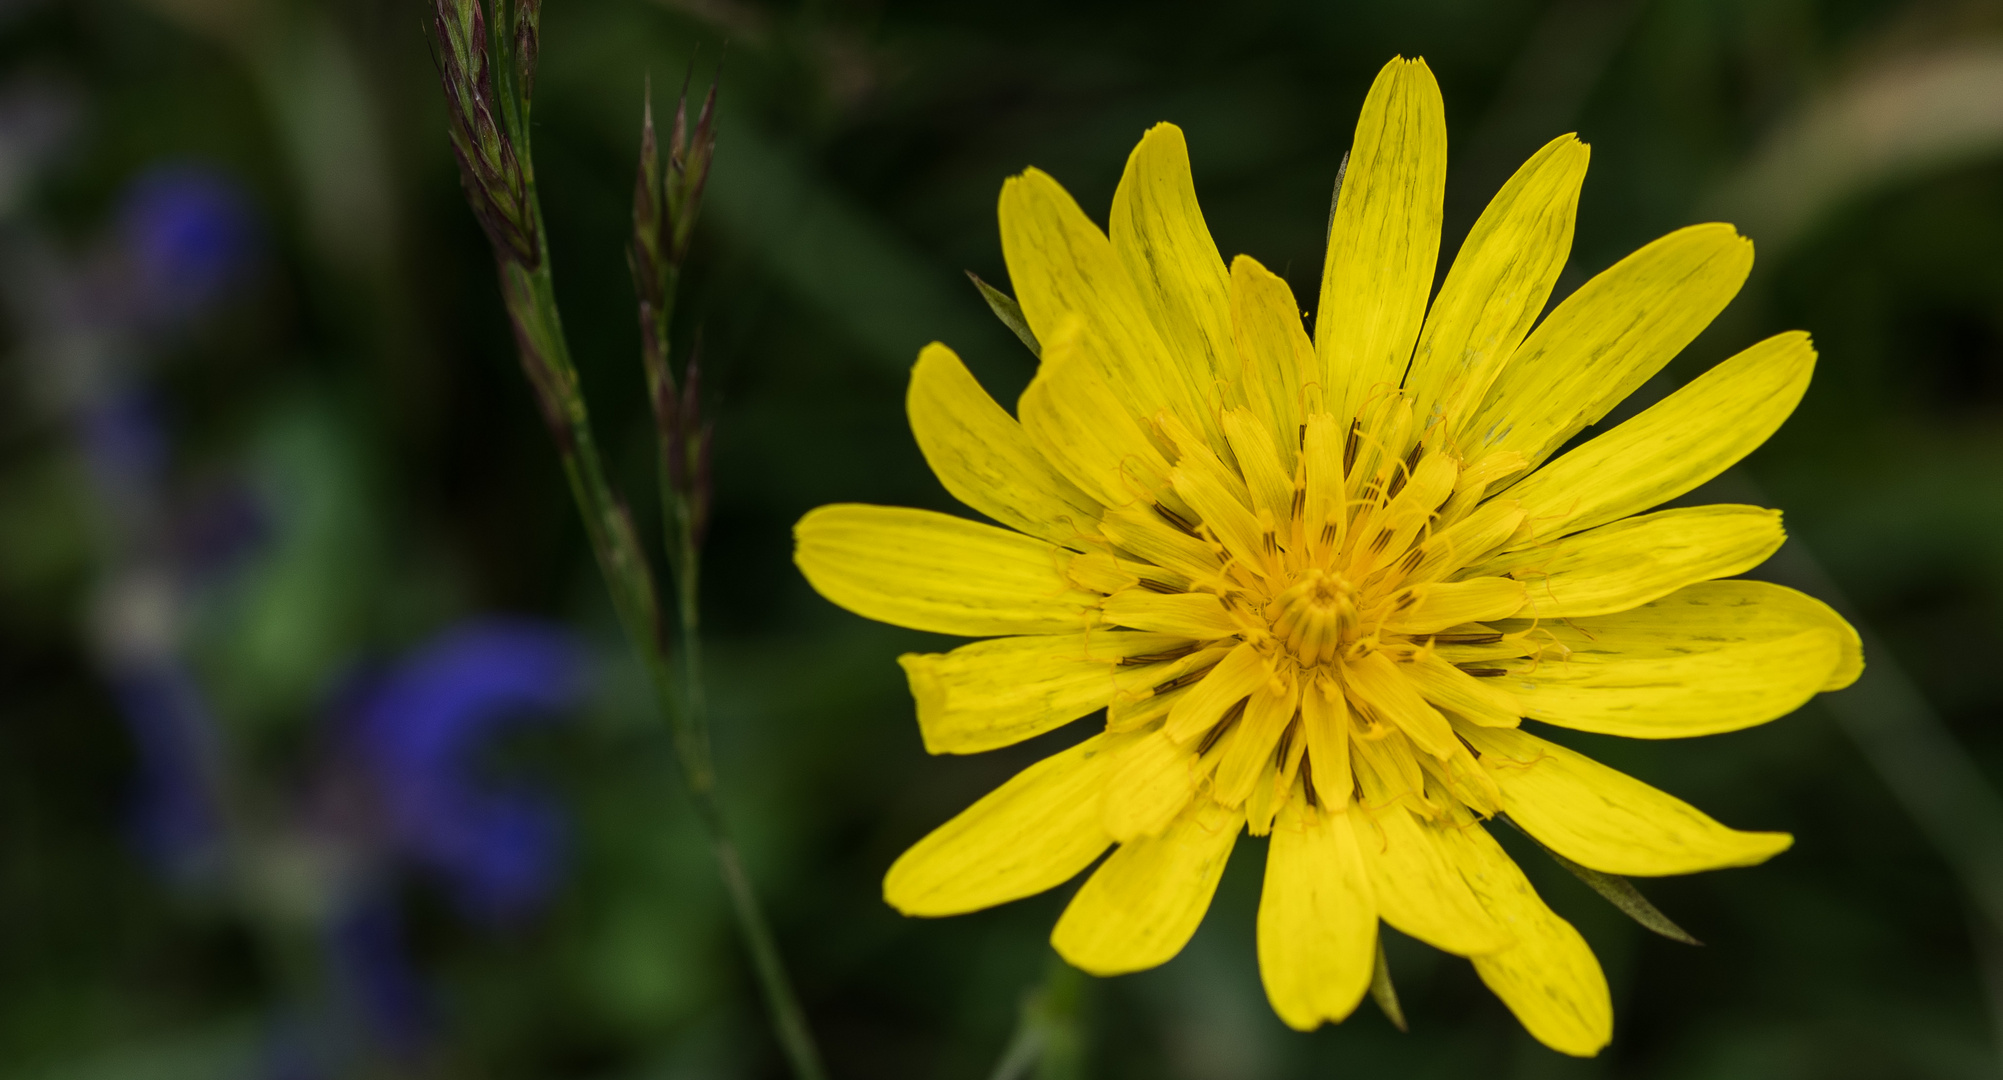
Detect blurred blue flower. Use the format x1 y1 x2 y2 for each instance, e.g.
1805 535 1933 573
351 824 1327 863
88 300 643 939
114 162 257 326
114 660 224 883
79 383 167 494
327 894 432 1061
346 619 589 924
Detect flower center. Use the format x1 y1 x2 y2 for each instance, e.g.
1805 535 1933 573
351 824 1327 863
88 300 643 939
1265 569 1358 667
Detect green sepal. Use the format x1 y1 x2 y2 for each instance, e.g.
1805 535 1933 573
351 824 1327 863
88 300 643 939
968 272 1042 358
1369 936 1407 1033
1499 814 1702 946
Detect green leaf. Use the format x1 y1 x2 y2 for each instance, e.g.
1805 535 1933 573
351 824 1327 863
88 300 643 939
1499 814 1702 945
1369 936 1407 1032
968 272 1042 357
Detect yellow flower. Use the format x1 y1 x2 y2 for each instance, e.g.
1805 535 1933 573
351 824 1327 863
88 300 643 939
794 56 1861 1055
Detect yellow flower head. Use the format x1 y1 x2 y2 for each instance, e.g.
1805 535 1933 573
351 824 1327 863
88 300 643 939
794 56 1861 1055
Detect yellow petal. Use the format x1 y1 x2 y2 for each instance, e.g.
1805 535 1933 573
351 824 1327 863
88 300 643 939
1110 122 1233 441
1432 812 1612 1057
1100 589 1238 639
1405 651 1523 727
1018 321 1179 510
1462 725 1792 875
1103 729 1202 842
1406 135 1590 436
1052 799 1243 975
1380 577 1528 635
1001 168 1208 442
1229 256 1314 465
907 343 1104 547
1319 57 1446 427
1172 462 1271 571
1473 505 1786 618
1405 498 1526 585
1499 628 1840 738
1344 649 1456 758
1467 222 1753 469
1258 793 1376 1030
1496 578 1861 691
795 504 1100 635
884 732 1134 916
1353 799 1513 956
1165 641 1271 743
1213 676 1299 808
1504 331 1815 540
1301 675 1353 809
900 631 1200 755
1222 408 1294 523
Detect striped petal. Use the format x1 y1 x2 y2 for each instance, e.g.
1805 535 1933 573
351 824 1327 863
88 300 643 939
1001 168 1207 440
1504 331 1815 541
900 631 1204 754
1472 505 1786 619
1258 793 1376 1030
1462 725 1792 875
1499 629 1840 738
794 504 1101 636
1493 578 1862 691
884 732 1135 916
1051 799 1243 974
907 343 1103 547
1407 134 1589 437
1018 321 1180 510
1355 799 1513 956
1467 223 1754 468
1434 812 1612 1057
1319 56 1446 426
1111 122 1233 449
1229 256 1314 464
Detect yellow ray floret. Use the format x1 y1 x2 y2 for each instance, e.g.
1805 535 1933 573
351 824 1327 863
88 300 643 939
793 53 1861 1057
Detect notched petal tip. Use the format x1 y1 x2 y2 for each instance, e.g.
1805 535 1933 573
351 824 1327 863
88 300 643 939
894 652 952 755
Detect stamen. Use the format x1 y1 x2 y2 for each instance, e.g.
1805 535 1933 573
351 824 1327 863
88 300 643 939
1138 577 1180 594
1457 665 1508 678
1343 419 1360 473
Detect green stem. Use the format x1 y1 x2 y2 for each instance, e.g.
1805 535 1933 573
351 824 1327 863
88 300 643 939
496 176 826 1080
666 476 823 1078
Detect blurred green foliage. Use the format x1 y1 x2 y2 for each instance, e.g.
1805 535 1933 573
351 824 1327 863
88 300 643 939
6 0 2003 1077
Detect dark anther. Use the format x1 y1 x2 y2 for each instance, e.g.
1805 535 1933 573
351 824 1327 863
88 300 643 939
1154 663 1218 694
1427 632 1502 645
1119 644 1203 667
1343 419 1361 473
1458 666 1508 678
1153 502 1202 538
1197 699 1248 755
1138 577 1180 594
1369 527 1395 554
1397 548 1425 575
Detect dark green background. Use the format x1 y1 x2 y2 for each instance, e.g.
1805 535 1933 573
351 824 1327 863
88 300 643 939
5 0 2003 1076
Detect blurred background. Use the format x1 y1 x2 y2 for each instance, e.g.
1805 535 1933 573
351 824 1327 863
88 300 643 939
4 0 2003 1076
